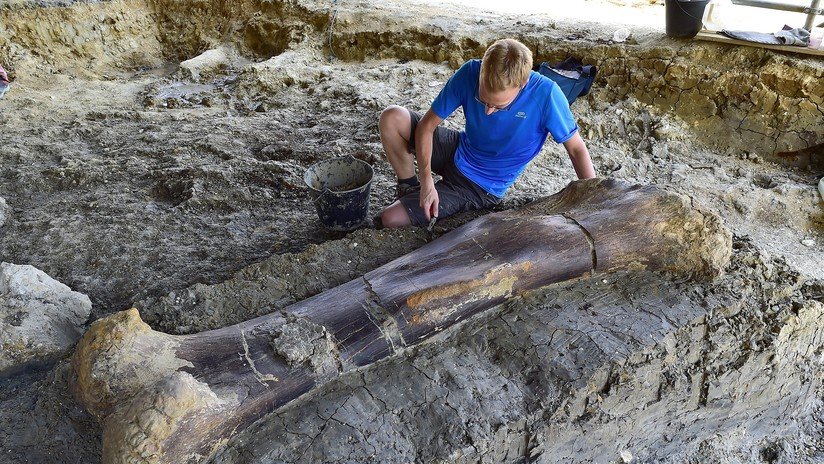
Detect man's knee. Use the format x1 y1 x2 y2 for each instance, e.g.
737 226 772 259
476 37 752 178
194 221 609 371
379 105 410 137
379 202 412 229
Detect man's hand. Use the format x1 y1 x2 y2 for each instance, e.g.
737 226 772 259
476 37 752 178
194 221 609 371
414 109 444 221
419 179 439 221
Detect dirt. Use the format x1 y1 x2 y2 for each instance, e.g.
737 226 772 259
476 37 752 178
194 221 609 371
0 0 821 462
329 180 366 192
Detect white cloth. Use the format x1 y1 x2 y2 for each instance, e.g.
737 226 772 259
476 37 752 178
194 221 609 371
774 27 810 46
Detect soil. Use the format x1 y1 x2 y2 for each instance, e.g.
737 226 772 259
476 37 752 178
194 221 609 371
329 181 366 192
0 0 822 463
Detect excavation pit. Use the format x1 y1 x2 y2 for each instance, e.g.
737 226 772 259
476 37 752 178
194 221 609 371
0 0 821 463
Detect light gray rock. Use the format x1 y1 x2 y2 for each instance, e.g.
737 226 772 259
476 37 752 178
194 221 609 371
0 262 91 374
0 197 9 227
178 46 238 81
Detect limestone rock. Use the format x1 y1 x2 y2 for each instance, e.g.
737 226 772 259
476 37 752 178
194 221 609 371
0 262 91 374
819 177 824 202
0 197 8 227
270 314 340 377
178 46 238 81
237 50 314 95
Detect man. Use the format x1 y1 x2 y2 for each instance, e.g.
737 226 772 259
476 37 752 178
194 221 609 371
0 64 9 99
376 38 595 229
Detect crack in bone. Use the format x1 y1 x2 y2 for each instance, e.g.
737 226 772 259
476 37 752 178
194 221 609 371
240 329 279 385
362 277 407 351
562 214 598 272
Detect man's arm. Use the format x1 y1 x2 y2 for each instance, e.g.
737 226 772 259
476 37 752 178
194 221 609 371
415 109 444 220
562 132 596 179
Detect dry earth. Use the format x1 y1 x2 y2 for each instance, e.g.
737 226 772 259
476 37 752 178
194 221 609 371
0 0 822 463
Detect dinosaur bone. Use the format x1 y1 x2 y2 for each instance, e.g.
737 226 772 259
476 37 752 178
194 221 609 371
69 179 731 463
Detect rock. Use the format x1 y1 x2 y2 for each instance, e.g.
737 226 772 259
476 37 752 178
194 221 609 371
237 50 313 95
0 263 91 374
712 166 729 182
801 239 815 247
270 314 339 377
178 46 237 81
0 197 8 227
671 163 690 183
612 28 630 43
771 184 789 195
620 450 634 463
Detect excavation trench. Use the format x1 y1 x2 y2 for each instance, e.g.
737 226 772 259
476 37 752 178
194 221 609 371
2 0 822 157
0 1 822 463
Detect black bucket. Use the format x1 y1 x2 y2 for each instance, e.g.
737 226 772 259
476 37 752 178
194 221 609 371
665 0 710 38
304 155 374 231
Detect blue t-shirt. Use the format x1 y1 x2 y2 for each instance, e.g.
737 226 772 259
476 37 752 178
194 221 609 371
431 59 578 197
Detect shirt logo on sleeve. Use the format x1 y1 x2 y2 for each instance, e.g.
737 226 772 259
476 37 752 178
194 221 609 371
515 111 527 119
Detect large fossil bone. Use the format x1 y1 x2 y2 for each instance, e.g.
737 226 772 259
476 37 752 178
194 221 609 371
69 179 731 463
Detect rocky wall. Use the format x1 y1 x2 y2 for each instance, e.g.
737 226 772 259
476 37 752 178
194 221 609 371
317 1 824 157
0 0 165 77
146 0 326 62
3 0 821 155
590 45 824 157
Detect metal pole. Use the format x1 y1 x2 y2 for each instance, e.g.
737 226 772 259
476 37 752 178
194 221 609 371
805 0 822 30
731 0 822 30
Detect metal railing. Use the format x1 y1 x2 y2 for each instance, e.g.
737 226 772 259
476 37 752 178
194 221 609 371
730 0 822 30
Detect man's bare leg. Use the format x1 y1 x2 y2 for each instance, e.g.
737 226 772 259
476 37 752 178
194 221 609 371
378 105 416 180
378 105 415 228
380 201 412 228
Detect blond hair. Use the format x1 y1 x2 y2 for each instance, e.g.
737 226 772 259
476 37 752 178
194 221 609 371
479 38 533 92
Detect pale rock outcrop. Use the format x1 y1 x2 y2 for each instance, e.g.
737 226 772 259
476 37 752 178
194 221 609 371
0 262 91 374
178 46 241 81
0 197 9 227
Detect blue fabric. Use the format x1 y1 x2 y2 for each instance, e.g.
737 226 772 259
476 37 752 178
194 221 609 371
430 59 578 197
538 59 596 104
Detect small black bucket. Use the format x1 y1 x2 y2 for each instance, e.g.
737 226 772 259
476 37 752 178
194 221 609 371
304 155 374 231
665 0 710 38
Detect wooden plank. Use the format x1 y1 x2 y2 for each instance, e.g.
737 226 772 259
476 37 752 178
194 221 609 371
694 30 824 57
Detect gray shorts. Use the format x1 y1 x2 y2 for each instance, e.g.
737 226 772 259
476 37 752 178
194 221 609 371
400 110 501 226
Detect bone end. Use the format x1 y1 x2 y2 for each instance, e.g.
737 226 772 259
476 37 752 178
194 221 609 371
102 371 230 464
70 308 153 419
72 309 232 463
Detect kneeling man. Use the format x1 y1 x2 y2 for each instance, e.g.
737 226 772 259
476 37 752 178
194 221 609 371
377 38 596 228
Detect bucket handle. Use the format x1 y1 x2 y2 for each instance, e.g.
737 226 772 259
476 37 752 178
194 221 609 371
313 187 333 204
310 155 370 203
675 0 707 22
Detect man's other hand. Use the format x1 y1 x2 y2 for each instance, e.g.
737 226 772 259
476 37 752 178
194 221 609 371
419 182 439 221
